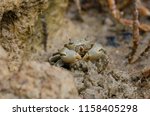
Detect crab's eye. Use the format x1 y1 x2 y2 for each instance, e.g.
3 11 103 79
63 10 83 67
68 39 74 44
70 43 73 45
98 49 102 52
91 44 94 47
64 44 67 47
68 42 73 45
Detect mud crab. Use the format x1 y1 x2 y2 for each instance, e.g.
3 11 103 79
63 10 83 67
49 38 109 73
65 38 93 57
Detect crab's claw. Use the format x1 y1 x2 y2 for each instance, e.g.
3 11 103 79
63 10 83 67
60 47 82 63
83 53 90 61
83 43 106 61
75 53 82 60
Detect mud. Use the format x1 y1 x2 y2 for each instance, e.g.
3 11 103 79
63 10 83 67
0 0 150 99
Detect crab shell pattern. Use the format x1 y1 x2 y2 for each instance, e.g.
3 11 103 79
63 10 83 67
49 39 109 72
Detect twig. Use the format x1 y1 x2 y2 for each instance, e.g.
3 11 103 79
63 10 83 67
107 0 150 32
107 0 120 20
140 40 150 58
128 0 140 63
136 0 150 16
133 39 150 63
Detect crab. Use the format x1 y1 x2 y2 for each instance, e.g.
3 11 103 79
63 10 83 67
64 38 94 57
49 39 109 73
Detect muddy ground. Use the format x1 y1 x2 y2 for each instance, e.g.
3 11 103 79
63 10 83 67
0 0 150 99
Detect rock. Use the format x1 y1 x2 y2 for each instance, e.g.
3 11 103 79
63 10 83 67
0 45 7 59
0 55 11 98
0 0 48 71
0 61 79 98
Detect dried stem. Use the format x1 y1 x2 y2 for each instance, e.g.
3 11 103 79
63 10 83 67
136 0 150 16
133 40 150 63
107 0 120 20
128 0 140 63
107 0 150 32
140 40 150 57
